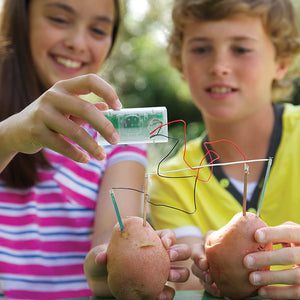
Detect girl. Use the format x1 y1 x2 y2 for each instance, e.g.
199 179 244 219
0 1 189 299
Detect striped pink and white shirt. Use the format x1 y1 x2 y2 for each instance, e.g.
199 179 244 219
0 124 147 300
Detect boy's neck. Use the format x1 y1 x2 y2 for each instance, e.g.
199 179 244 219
204 104 275 181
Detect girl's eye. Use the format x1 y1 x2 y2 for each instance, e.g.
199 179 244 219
49 16 68 25
91 28 107 36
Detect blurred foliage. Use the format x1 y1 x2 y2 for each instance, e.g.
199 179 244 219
99 0 204 161
101 0 203 125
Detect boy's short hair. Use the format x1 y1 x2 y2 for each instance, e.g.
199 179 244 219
168 0 300 101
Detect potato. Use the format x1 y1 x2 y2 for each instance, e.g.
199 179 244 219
107 216 170 300
205 212 272 299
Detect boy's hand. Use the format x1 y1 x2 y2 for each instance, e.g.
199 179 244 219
157 229 191 300
244 222 300 299
191 232 223 298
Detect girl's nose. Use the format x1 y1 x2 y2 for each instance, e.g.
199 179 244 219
63 27 87 53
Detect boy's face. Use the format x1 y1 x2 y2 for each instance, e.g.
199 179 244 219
181 16 287 123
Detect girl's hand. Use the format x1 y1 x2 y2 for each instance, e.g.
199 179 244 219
85 229 192 300
244 222 300 299
2 74 122 163
84 244 113 297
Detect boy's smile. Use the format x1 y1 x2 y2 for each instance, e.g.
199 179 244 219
181 16 287 124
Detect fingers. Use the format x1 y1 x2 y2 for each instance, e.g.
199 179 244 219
192 257 221 298
257 284 300 299
191 242 210 281
249 267 300 286
42 129 95 163
157 285 175 300
55 74 122 110
244 246 300 299
255 224 300 244
157 229 177 250
190 240 222 298
94 102 109 111
201 281 223 298
191 242 208 270
84 244 108 281
168 243 191 262
18 74 123 161
244 247 300 269
156 230 192 289
169 265 190 283
41 89 119 145
28 110 106 162
42 106 108 160
91 244 108 268
94 252 108 269
191 263 213 285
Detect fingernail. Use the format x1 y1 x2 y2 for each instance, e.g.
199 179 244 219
110 132 119 144
259 288 268 298
95 147 106 160
163 238 172 249
170 269 180 281
82 153 90 163
256 230 266 242
204 272 209 283
158 293 166 300
252 273 261 285
245 255 255 268
114 99 122 110
169 249 178 261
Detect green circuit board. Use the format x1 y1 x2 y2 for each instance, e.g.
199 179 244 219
97 107 168 145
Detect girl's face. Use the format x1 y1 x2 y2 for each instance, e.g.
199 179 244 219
29 0 115 89
181 16 288 124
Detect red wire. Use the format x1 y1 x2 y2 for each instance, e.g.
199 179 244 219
150 120 246 182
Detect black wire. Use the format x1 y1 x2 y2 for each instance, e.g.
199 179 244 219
111 128 199 215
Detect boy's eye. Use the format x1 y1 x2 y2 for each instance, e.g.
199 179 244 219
234 47 251 54
191 46 210 54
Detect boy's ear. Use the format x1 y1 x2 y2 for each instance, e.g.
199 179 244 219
181 69 187 81
274 59 290 80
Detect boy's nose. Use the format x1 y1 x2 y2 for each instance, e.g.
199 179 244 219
210 63 230 77
209 54 231 77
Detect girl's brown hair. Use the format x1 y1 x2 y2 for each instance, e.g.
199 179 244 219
0 0 121 188
168 0 300 101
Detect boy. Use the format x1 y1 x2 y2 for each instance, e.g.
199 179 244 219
150 0 300 299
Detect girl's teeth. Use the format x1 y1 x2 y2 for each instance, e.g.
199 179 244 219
55 57 81 69
210 87 233 93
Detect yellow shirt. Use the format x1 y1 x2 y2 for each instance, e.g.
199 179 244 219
150 104 300 236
